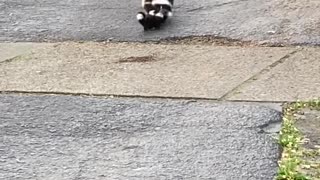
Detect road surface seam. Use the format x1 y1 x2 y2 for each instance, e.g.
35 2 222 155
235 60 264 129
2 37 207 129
219 49 301 100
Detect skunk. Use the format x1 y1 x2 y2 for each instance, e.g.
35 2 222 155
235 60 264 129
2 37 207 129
137 0 174 30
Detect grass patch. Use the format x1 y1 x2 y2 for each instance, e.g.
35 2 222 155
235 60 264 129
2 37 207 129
277 99 320 180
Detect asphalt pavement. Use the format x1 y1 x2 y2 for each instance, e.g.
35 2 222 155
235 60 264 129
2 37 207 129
1 0 320 44
0 94 281 180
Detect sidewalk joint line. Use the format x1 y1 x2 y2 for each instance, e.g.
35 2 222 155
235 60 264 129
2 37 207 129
0 55 22 65
0 90 291 104
219 49 301 100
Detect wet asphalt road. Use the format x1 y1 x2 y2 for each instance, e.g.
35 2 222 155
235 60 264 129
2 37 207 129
1 0 320 44
0 94 281 180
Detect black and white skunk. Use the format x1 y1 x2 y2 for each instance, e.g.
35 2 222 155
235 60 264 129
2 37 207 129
137 0 174 30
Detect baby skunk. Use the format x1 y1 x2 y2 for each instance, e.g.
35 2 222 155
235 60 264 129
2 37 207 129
137 0 174 30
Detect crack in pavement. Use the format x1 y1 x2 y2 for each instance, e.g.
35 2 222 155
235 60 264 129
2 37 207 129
211 0 250 8
256 120 282 134
186 0 250 12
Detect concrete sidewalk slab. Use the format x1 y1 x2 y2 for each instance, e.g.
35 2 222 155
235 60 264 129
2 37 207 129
0 42 293 99
227 48 320 102
0 43 51 63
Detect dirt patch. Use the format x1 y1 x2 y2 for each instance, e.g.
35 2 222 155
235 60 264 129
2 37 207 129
107 35 293 47
295 108 320 178
296 109 320 149
117 55 156 63
160 36 260 46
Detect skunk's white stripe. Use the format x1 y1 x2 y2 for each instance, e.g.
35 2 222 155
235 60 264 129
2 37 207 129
155 12 164 18
136 14 144 20
142 0 152 7
152 0 172 6
149 10 156 15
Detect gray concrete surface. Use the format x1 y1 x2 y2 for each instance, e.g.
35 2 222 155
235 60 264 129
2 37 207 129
1 0 320 44
0 94 281 180
227 48 320 102
0 42 294 100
